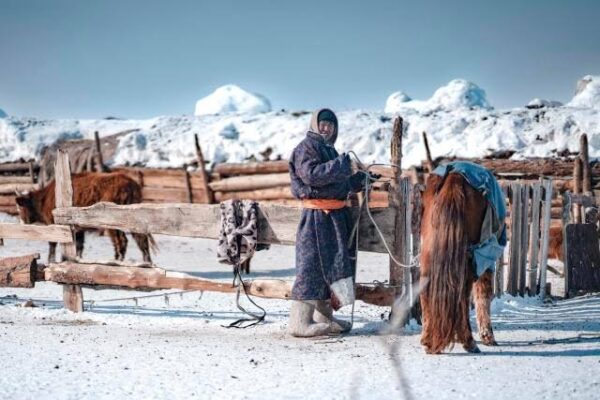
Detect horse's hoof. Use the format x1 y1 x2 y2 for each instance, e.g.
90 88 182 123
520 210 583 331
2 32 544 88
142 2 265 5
424 347 441 355
463 342 481 354
480 328 497 346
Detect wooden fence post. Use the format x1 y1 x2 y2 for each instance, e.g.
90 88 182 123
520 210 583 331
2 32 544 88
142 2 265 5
518 184 530 296
538 179 553 298
194 134 214 204
28 161 35 184
410 184 422 322
573 158 582 223
528 182 542 295
183 164 193 203
389 117 411 324
507 183 521 295
421 131 434 173
494 253 504 297
94 131 106 172
55 150 83 312
580 134 592 196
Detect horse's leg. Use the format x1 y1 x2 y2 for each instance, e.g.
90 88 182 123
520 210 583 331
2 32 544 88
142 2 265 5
419 290 435 354
473 270 497 346
48 242 57 263
75 230 85 258
460 278 480 353
108 230 128 260
132 233 151 263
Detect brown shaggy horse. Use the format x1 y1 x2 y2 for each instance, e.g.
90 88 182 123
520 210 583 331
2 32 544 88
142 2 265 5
420 172 497 354
15 172 156 263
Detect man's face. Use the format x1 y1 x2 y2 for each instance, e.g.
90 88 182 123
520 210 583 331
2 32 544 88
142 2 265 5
318 120 335 137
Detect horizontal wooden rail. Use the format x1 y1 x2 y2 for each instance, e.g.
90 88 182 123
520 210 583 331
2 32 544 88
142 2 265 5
0 259 394 306
52 202 395 253
0 223 73 243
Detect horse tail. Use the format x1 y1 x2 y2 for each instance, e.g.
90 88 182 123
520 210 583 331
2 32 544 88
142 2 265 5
425 173 472 353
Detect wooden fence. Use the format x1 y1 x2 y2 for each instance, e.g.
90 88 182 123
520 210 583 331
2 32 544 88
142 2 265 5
0 118 561 326
0 150 409 313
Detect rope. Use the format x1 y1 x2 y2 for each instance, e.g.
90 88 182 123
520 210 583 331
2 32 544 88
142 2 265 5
223 264 266 329
347 152 420 270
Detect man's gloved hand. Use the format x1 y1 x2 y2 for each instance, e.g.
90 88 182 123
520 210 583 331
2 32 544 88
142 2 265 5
368 172 382 182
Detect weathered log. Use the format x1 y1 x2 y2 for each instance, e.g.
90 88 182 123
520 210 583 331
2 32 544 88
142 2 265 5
528 183 541 296
422 131 435 172
214 186 294 202
55 150 82 313
0 176 33 184
53 202 396 253
0 205 17 215
389 116 408 325
507 182 521 295
0 162 39 173
574 158 583 223
193 134 214 204
0 254 40 288
209 173 291 192
0 223 74 243
538 179 553 298
214 160 290 176
43 261 393 306
142 187 206 203
581 134 592 195
0 195 16 206
0 183 39 195
94 131 106 173
456 157 600 177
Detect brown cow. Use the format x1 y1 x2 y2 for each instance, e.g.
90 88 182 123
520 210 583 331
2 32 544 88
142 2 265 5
15 172 156 263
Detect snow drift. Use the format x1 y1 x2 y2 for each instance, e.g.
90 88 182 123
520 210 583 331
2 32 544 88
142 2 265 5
385 79 492 114
194 84 271 116
0 77 598 169
568 75 600 109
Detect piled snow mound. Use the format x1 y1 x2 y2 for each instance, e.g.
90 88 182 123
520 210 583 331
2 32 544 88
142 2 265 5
385 79 492 113
194 85 271 116
428 79 491 110
384 91 412 113
526 98 563 109
0 108 6 118
568 75 600 109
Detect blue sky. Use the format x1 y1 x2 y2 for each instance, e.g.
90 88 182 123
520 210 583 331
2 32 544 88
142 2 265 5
0 0 599 118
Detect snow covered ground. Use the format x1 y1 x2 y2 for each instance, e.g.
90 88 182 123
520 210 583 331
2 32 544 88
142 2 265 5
0 215 598 400
1 76 599 170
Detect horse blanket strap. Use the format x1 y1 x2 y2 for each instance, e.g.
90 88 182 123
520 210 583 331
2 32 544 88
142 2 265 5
302 199 349 214
433 161 507 277
217 199 265 328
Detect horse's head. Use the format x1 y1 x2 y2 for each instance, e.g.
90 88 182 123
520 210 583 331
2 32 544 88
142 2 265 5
14 190 38 224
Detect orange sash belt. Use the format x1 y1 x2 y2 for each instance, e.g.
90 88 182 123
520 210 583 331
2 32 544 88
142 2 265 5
301 199 348 213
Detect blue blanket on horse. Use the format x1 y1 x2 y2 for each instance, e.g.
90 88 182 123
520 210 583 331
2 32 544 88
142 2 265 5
433 161 507 277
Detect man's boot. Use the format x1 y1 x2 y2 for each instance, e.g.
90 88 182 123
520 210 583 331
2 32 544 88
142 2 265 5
313 300 352 334
288 300 331 337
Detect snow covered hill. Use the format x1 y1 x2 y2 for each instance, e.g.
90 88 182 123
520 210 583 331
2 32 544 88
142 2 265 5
0 108 6 118
0 78 598 169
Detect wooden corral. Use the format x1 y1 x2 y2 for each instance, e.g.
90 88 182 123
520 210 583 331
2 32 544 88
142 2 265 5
0 120 596 317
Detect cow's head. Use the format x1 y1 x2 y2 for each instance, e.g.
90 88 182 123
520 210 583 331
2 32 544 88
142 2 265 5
14 191 38 224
